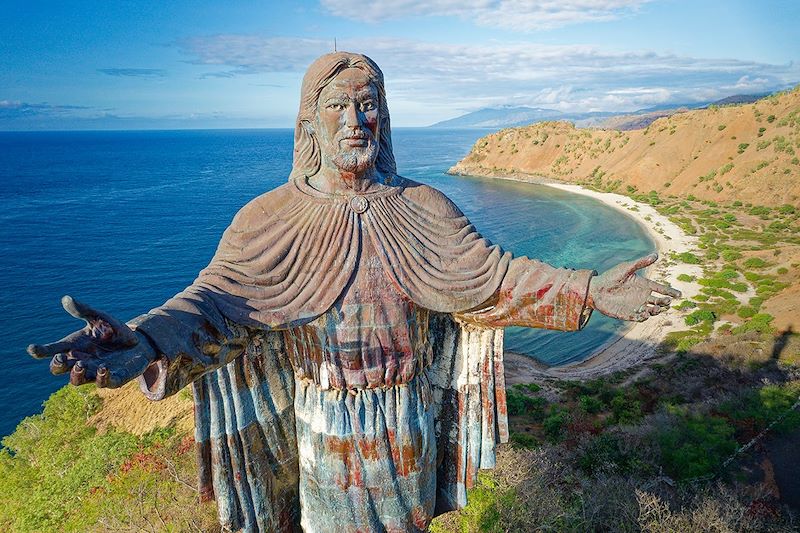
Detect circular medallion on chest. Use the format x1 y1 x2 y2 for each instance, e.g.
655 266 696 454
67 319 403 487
349 195 369 214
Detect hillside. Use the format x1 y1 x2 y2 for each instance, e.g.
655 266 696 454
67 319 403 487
451 86 800 207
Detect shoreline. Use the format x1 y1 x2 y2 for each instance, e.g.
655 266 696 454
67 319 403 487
461 172 702 382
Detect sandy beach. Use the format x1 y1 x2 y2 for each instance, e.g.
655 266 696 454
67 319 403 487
486 177 703 382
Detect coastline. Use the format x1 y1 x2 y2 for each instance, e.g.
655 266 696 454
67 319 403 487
463 173 702 382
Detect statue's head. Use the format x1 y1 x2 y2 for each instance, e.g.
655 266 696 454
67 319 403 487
290 52 396 181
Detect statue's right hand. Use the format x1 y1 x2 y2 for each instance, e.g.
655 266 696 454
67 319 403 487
27 296 156 388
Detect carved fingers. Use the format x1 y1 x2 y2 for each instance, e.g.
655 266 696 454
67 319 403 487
627 252 659 276
43 349 120 387
61 295 139 347
647 295 672 306
646 279 681 299
27 295 146 389
27 340 74 359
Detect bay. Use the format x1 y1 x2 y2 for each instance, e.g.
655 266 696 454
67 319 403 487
0 128 652 437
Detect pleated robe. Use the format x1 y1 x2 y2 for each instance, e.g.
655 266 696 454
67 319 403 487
128 176 594 532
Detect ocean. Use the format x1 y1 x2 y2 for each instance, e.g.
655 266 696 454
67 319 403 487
0 128 653 437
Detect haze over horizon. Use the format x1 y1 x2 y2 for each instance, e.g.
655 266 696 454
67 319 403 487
2 0 799 130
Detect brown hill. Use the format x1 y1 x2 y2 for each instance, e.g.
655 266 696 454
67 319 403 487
451 86 800 207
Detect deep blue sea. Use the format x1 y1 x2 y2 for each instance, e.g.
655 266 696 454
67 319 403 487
0 128 652 437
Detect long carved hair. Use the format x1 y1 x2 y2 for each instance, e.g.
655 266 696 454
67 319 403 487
289 52 397 181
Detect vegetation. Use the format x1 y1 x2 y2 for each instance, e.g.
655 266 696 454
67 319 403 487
658 414 737 479
0 386 219 532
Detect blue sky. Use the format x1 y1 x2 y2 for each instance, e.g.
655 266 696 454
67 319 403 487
1 0 799 129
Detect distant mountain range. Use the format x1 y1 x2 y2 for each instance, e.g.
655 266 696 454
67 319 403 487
429 93 771 130
428 105 610 129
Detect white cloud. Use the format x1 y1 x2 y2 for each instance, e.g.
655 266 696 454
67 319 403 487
175 34 799 122
320 0 651 31
724 75 773 92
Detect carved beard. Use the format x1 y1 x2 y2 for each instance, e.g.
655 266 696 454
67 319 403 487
330 130 378 174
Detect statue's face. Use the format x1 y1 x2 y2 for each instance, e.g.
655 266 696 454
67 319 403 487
314 67 380 175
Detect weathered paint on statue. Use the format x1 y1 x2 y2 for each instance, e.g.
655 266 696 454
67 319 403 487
29 52 680 532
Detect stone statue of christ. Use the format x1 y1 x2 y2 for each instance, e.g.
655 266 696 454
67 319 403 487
29 52 679 533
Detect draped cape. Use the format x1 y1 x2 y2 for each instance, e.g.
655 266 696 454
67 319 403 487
194 177 512 327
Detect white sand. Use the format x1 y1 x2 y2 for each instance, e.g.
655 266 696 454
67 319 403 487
489 178 703 382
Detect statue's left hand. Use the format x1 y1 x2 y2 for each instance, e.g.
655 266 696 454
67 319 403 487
588 253 681 322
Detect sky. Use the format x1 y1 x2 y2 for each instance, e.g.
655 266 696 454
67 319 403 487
1 0 799 130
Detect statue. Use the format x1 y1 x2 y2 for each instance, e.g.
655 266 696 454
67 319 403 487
28 52 679 532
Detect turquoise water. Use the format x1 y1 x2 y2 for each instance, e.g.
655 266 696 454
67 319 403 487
0 128 652 437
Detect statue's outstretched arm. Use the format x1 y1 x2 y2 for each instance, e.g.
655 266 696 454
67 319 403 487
27 285 254 401
458 253 679 330
125 285 252 400
457 255 596 331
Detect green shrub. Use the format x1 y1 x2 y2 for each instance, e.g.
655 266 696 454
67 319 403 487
610 394 642 425
743 271 765 282
658 415 737 480
506 389 547 419
675 252 701 264
737 306 757 319
744 257 768 268
732 313 775 334
662 330 705 353
767 220 789 231
509 432 539 449
543 408 569 441
700 287 737 300
516 382 542 393
720 383 800 435
677 273 696 282
702 298 739 317
685 309 716 326
698 277 748 293
454 473 515 532
721 249 742 261
579 395 604 414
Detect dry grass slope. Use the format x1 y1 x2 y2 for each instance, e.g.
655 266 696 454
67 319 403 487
452 86 800 207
